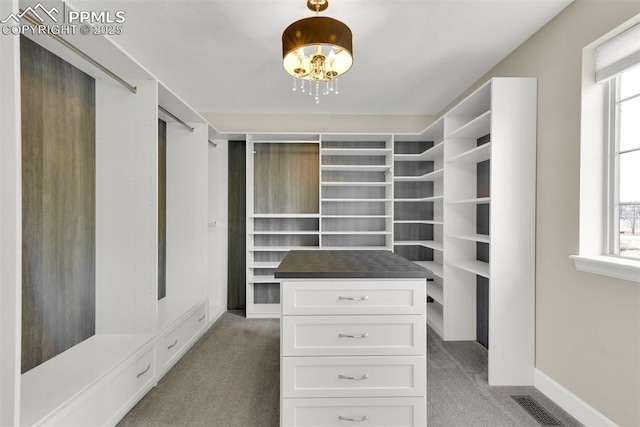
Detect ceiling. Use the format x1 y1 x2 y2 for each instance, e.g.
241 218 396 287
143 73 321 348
72 0 572 116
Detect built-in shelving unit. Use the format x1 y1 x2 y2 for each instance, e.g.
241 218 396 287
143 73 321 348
393 119 446 337
442 78 536 385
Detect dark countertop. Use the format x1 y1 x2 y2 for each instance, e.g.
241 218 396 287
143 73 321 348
274 250 430 279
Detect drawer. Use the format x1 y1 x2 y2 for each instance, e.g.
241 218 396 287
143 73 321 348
281 397 426 427
281 280 426 316
282 356 425 398
159 303 207 369
52 347 156 426
281 315 426 356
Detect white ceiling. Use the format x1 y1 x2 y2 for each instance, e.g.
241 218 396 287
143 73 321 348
72 0 572 116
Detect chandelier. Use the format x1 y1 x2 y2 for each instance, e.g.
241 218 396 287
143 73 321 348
282 0 353 104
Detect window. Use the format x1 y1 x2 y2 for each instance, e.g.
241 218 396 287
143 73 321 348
609 66 640 259
572 18 640 282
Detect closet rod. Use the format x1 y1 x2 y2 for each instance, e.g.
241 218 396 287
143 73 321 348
158 106 195 133
20 11 137 94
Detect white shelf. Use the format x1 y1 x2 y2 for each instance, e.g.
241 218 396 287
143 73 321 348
427 302 444 339
249 275 277 283
323 215 392 219
394 220 443 226
321 181 392 187
394 241 444 252
415 261 444 278
322 231 392 235
448 142 491 163
448 259 490 279
321 165 392 172
319 246 390 251
249 262 282 269
447 197 490 205
250 214 320 218
321 148 392 156
447 110 491 140
250 231 319 235
322 198 392 202
394 195 444 202
427 281 444 305
250 246 319 252
394 141 445 162
447 233 490 244
395 168 444 182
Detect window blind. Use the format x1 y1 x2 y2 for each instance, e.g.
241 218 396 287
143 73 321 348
596 22 640 82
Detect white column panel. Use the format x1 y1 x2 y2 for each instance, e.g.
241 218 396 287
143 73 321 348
208 140 228 319
96 79 158 334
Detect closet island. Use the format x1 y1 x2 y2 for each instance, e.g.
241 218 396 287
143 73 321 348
275 250 428 427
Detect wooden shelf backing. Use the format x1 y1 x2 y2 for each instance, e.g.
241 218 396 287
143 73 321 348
321 148 392 156
321 165 392 172
321 181 392 187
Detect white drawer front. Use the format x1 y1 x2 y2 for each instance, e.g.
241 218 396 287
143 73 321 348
282 397 426 427
282 315 426 356
53 347 156 426
159 303 207 369
281 280 426 316
282 356 425 398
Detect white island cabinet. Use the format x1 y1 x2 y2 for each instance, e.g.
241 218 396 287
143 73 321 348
276 250 428 427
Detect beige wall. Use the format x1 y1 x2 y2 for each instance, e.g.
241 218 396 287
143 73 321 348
440 1 640 424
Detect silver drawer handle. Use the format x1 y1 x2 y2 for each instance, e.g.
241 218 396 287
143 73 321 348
338 332 369 339
136 363 151 378
168 339 178 349
198 314 206 322
338 373 369 380
338 415 369 422
339 296 369 301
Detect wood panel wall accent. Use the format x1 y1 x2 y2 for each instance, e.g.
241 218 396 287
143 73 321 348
254 143 319 214
158 119 167 300
20 36 96 373
228 141 246 310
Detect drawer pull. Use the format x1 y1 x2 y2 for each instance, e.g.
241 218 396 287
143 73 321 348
338 332 369 339
338 415 369 422
168 339 178 350
338 373 369 380
136 363 151 378
198 314 206 322
338 295 369 301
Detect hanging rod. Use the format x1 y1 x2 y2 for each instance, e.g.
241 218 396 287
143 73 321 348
20 11 137 94
158 106 195 133
208 139 218 147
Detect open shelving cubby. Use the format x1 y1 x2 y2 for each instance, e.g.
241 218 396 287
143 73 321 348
320 135 394 251
246 134 321 318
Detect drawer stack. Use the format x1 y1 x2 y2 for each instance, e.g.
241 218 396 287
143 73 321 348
280 279 427 427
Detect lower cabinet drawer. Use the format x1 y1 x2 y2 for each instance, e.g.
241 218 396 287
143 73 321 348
282 356 425 398
53 347 156 426
281 397 426 427
158 304 207 369
281 315 426 356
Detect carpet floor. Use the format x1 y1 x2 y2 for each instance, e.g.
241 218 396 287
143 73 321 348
117 311 581 427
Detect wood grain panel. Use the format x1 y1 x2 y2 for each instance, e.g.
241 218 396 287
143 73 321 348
158 119 167 300
394 141 433 155
228 141 246 310
254 283 280 304
20 36 95 373
254 143 319 214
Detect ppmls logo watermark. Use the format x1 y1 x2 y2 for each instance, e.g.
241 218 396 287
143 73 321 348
2 2 126 36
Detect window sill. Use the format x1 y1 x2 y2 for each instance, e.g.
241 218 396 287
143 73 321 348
570 255 640 283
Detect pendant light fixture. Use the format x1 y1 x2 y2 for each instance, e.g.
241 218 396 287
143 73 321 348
282 0 353 104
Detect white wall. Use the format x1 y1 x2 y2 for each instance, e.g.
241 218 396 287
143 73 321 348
439 1 640 425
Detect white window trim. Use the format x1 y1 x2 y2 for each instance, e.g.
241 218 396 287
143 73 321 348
570 255 640 283
574 15 640 284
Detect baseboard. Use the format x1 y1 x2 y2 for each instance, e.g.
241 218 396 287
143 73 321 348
533 369 616 426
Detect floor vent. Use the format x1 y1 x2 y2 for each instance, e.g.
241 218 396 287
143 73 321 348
511 395 563 426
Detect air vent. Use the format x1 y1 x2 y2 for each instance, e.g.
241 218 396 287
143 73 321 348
512 396 563 426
